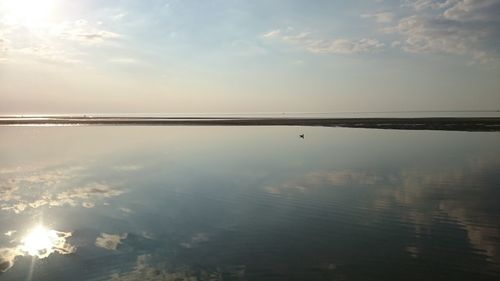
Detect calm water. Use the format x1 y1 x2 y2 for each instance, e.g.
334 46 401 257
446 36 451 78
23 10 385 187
0 126 499 281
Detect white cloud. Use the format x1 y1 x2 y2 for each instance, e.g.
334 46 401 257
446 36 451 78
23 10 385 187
0 34 8 63
57 20 120 45
387 0 500 63
442 0 500 22
14 45 82 65
362 11 394 23
403 0 500 21
263 29 282 39
0 18 121 65
402 0 454 11
310 38 385 54
108 58 140 65
112 13 128 22
64 30 120 44
385 15 467 54
391 41 402 47
263 29 384 55
407 19 492 62
0 36 6 52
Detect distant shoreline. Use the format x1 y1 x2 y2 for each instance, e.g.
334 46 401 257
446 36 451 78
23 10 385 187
1 117 500 131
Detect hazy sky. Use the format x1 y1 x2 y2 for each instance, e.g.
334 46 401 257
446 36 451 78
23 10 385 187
0 0 499 114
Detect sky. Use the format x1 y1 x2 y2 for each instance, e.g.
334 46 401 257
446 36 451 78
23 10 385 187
0 0 499 114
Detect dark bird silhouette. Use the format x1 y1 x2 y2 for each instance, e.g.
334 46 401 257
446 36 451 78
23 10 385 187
299 134 305 139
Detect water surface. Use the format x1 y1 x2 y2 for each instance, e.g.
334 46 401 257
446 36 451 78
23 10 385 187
0 126 499 280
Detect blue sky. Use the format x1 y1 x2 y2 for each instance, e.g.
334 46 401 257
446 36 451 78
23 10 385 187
0 0 499 114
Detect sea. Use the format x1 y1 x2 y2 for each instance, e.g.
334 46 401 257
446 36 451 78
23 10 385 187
0 114 499 280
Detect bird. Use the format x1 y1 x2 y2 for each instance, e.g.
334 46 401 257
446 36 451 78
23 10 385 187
299 134 305 139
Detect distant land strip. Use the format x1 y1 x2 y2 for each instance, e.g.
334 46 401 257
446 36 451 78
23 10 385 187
1 117 500 132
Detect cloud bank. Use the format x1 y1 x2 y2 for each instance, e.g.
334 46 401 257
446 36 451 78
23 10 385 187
263 29 384 55
277 0 500 63
388 0 500 63
0 18 121 64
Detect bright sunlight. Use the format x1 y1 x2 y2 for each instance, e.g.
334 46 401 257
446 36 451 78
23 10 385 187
20 225 58 258
19 225 74 259
1 0 56 27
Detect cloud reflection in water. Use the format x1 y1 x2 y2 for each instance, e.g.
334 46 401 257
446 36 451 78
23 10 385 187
108 254 243 281
0 165 124 213
95 233 128 251
262 157 500 265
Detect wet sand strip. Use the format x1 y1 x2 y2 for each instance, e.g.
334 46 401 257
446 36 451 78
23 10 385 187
1 117 500 131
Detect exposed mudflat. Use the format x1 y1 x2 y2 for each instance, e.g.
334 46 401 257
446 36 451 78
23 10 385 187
1 117 500 131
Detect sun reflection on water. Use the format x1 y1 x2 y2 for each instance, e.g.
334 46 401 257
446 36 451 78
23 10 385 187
0 224 75 273
19 225 74 259
21 226 57 258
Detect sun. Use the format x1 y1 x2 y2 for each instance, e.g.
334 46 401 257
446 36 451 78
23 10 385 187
20 225 60 258
1 0 56 27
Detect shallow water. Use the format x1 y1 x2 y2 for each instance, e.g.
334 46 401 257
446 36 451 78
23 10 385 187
0 126 499 281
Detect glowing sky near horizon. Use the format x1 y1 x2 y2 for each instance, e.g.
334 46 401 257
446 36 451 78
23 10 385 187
0 0 499 114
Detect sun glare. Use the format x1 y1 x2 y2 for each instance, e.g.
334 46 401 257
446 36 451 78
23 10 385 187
2 0 56 27
20 225 59 258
